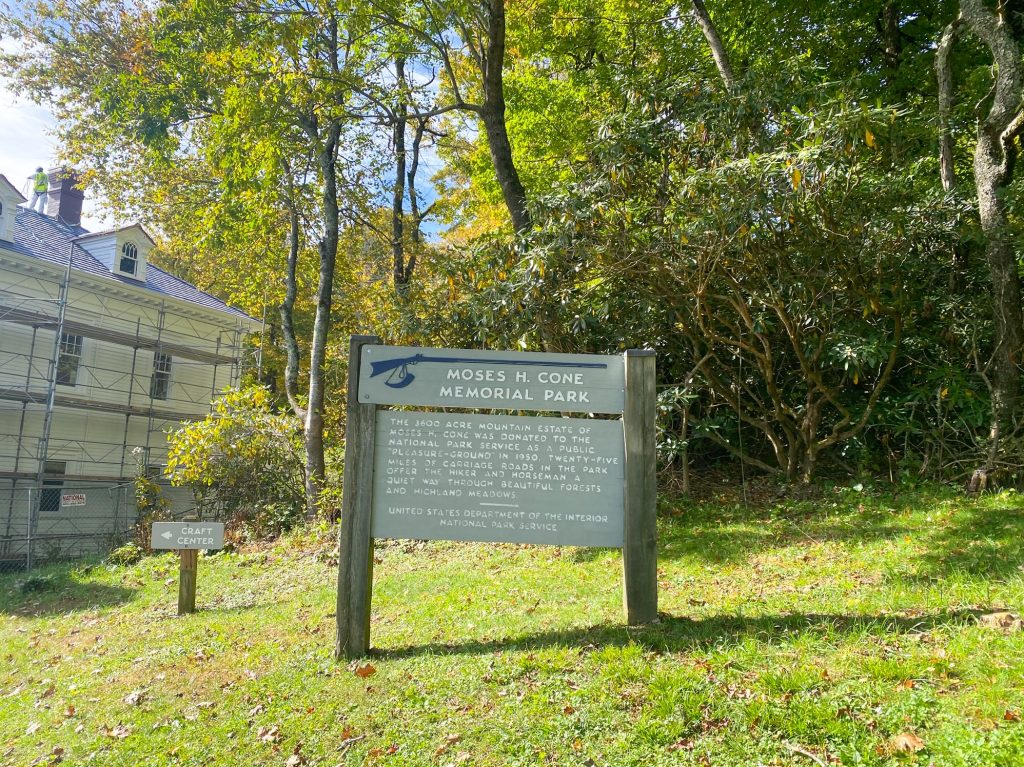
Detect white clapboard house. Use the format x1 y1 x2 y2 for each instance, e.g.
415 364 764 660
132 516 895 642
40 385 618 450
0 169 260 568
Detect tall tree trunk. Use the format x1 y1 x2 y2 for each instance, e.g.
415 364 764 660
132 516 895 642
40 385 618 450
280 203 306 420
936 19 967 290
959 0 1024 468
406 118 429 281
305 124 342 517
690 0 736 92
936 19 960 194
481 0 531 233
392 56 409 291
879 1 902 72
975 136 1024 443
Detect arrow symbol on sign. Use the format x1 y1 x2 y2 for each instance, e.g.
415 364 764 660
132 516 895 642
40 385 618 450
161 531 173 540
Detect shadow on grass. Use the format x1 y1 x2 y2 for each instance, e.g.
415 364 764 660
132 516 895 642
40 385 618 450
596 491 1023 576
915 504 1024 580
626 502 916 566
375 608 983 660
0 566 137 616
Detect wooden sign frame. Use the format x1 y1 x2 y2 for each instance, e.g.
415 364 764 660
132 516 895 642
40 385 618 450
335 335 656 659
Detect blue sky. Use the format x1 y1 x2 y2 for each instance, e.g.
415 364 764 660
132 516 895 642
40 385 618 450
0 33 109 229
0 41 449 238
0 73 105 229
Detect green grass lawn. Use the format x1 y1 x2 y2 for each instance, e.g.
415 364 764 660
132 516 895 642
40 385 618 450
3 483 1024 766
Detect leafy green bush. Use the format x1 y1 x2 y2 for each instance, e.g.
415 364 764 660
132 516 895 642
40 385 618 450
107 542 145 567
15 575 56 594
166 387 305 539
431 75 966 483
131 449 172 551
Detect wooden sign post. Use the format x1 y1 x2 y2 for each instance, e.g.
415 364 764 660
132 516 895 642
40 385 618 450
151 521 225 616
178 549 198 615
623 350 658 624
336 338 657 659
336 335 379 658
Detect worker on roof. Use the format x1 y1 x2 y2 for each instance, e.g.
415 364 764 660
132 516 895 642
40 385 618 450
29 167 48 214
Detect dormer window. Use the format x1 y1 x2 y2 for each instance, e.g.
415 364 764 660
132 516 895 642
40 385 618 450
73 223 153 279
120 242 139 275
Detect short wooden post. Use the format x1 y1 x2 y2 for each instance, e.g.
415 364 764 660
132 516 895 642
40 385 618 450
336 335 380 659
178 549 198 615
622 349 658 624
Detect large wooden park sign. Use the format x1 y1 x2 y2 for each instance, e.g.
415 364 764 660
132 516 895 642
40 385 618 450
335 336 657 659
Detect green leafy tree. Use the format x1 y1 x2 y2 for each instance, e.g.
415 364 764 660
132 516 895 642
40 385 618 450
5 0 384 514
166 387 306 537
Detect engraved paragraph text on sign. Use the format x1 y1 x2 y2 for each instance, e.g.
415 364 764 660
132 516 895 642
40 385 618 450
372 412 625 547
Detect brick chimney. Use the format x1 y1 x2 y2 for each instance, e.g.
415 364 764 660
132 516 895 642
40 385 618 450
45 167 85 227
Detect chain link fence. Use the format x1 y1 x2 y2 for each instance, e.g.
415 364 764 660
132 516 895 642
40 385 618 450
0 481 197 573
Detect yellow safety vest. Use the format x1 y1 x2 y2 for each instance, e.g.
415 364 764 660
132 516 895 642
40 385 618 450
33 172 48 193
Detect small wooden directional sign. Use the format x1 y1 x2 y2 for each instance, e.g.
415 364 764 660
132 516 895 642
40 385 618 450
151 522 224 615
151 522 224 550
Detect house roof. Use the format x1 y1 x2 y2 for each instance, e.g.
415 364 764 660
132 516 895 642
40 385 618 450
73 222 157 248
0 175 27 203
5 207 257 322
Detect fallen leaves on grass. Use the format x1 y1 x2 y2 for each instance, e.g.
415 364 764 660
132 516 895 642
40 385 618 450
29 746 64 765
724 684 755 700
1004 710 1021 722
338 732 366 753
351 662 376 679
26 721 40 736
783 742 830 766
123 690 145 706
258 725 281 744
435 733 462 756
667 738 694 752
285 743 307 766
978 612 1023 633
889 732 925 753
102 724 131 739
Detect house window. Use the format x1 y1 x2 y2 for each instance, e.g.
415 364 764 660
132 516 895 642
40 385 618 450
56 333 83 386
119 242 138 275
150 352 171 400
39 460 67 513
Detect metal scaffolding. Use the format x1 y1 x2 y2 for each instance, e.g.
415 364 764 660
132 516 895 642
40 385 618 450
0 248 255 571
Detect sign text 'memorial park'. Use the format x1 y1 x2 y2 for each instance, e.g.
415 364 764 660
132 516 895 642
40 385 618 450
359 345 625 413
336 337 657 659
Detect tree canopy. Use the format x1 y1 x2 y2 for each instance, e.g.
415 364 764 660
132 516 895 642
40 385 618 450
5 0 1024 490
